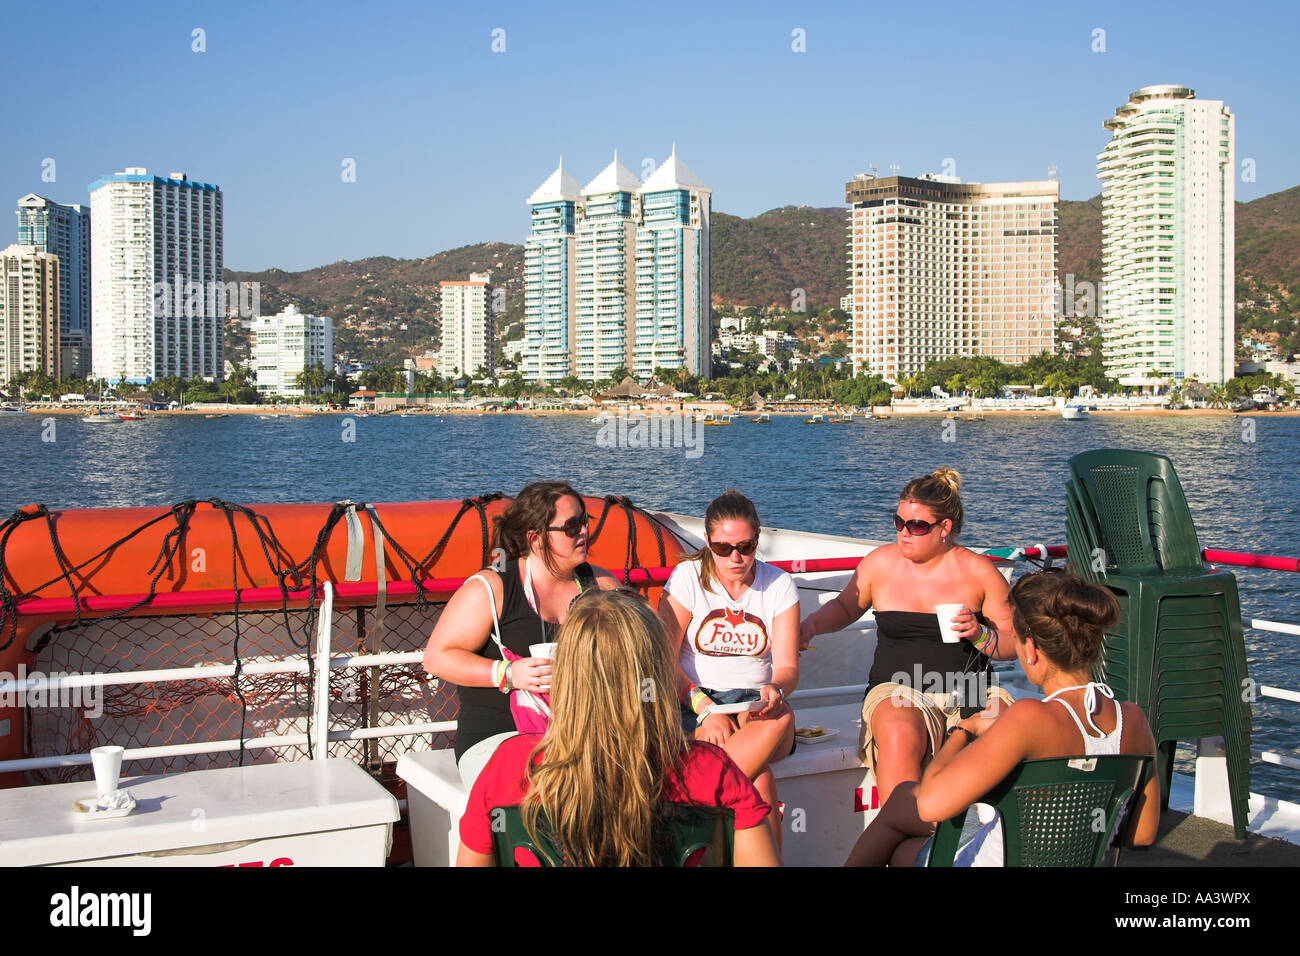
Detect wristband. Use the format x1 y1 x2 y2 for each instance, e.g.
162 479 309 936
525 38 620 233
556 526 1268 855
689 689 713 716
697 705 716 726
973 624 995 652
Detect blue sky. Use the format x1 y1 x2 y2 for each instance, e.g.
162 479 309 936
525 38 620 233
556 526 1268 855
2 0 1295 271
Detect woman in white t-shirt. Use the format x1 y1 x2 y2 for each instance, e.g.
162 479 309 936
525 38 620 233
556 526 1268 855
657 490 799 849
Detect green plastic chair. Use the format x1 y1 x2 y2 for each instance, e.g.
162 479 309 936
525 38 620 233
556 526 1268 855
488 803 735 867
1065 449 1251 838
928 755 1150 867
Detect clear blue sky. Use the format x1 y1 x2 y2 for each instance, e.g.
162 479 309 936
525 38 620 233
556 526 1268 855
2 0 1295 271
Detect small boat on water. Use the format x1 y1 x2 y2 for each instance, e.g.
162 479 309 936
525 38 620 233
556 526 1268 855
116 410 145 421
1061 405 1090 420
80 410 120 424
0 405 29 417
804 414 827 424
750 413 771 423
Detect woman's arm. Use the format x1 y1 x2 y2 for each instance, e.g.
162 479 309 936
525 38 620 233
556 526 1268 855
422 571 550 694
1118 705 1162 847
973 555 1018 661
456 842 495 867
798 551 875 648
913 702 1037 825
733 821 782 866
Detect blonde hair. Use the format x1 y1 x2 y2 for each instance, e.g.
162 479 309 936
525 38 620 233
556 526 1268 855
900 467 964 535
519 589 688 866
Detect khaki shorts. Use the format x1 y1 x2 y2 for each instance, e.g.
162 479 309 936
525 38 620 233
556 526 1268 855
858 683 1015 784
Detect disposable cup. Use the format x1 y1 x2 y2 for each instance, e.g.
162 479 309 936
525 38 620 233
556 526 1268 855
934 604 964 643
91 745 124 800
529 642 558 660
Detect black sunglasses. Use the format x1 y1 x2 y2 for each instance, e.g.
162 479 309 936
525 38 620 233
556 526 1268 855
708 538 758 558
546 513 589 538
893 513 945 536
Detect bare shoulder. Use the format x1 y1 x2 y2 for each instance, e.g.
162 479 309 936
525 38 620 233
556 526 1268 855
589 564 621 586
1120 701 1157 754
861 543 900 573
955 546 1009 589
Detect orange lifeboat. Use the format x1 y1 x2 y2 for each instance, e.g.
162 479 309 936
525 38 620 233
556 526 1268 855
0 494 689 784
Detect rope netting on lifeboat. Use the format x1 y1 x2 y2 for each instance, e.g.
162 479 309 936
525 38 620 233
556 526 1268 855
0 493 681 782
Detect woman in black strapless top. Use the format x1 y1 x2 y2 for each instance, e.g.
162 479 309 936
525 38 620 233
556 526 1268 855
799 469 1018 805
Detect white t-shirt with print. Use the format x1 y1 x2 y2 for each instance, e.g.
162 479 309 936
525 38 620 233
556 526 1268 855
665 558 800 691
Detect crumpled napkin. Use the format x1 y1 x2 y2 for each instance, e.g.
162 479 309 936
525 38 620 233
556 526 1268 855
97 789 134 811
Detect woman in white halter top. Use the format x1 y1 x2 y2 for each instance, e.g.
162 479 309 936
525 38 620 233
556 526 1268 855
846 570 1161 866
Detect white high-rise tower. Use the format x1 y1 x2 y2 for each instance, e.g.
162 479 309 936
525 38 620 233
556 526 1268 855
577 154 640 382
1098 85 1234 386
89 168 224 384
522 160 581 384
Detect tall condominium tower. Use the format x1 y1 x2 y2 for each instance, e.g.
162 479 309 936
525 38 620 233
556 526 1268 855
16 195 90 378
845 174 1058 382
251 304 334 398
0 245 60 387
577 155 640 382
1098 85 1234 385
438 272 495 379
89 168 223 384
522 161 581 384
634 148 711 380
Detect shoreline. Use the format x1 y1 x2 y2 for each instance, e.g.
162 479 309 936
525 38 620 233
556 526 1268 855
16 405 1299 418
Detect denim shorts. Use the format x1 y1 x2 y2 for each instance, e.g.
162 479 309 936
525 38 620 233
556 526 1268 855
680 687 760 735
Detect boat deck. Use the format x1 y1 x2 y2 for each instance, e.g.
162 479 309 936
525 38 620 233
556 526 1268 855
1123 810 1300 866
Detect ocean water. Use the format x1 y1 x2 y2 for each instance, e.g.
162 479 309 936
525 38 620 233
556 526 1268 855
2 410 1297 799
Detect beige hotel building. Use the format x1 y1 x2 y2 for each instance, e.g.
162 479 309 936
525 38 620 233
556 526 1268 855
845 173 1058 382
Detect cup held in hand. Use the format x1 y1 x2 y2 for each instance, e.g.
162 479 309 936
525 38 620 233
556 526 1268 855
529 642 558 660
934 604 964 644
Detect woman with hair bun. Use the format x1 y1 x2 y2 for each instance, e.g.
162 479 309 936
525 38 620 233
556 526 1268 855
423 481 619 788
844 570 1160 866
799 468 1018 805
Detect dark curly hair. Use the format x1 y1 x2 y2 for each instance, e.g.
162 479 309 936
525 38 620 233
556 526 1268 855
1009 571 1121 671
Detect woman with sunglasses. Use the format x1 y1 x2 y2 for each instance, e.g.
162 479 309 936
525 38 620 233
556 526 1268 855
457 589 780 866
657 490 799 849
844 570 1159 866
798 468 1018 806
423 481 619 788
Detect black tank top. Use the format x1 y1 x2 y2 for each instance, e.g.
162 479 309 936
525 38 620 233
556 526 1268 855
868 610 991 718
452 558 595 761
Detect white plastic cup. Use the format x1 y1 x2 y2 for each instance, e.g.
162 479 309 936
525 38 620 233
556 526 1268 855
529 642 558 660
91 745 124 800
935 604 964 643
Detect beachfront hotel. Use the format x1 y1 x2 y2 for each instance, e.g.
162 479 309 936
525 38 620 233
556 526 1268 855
1097 85 1234 386
15 195 90 378
0 244 60 387
251 305 334 398
844 174 1058 383
521 161 581 384
438 272 495 379
89 168 223 385
634 147 711 380
523 150 711 383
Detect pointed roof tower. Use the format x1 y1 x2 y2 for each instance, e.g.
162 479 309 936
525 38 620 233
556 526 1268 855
527 158 582 204
639 145 710 193
581 151 641 196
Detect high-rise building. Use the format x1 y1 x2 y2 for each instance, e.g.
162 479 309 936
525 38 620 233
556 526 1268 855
0 244 60 387
251 304 333 397
16 195 90 378
522 161 581 384
634 148 711 379
576 155 640 382
438 272 494 379
89 168 223 384
523 150 712 383
845 174 1058 382
1098 85 1234 385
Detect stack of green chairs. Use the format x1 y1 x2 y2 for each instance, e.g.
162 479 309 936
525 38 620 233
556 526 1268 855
489 803 735 866
1064 449 1251 838
928 755 1150 866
